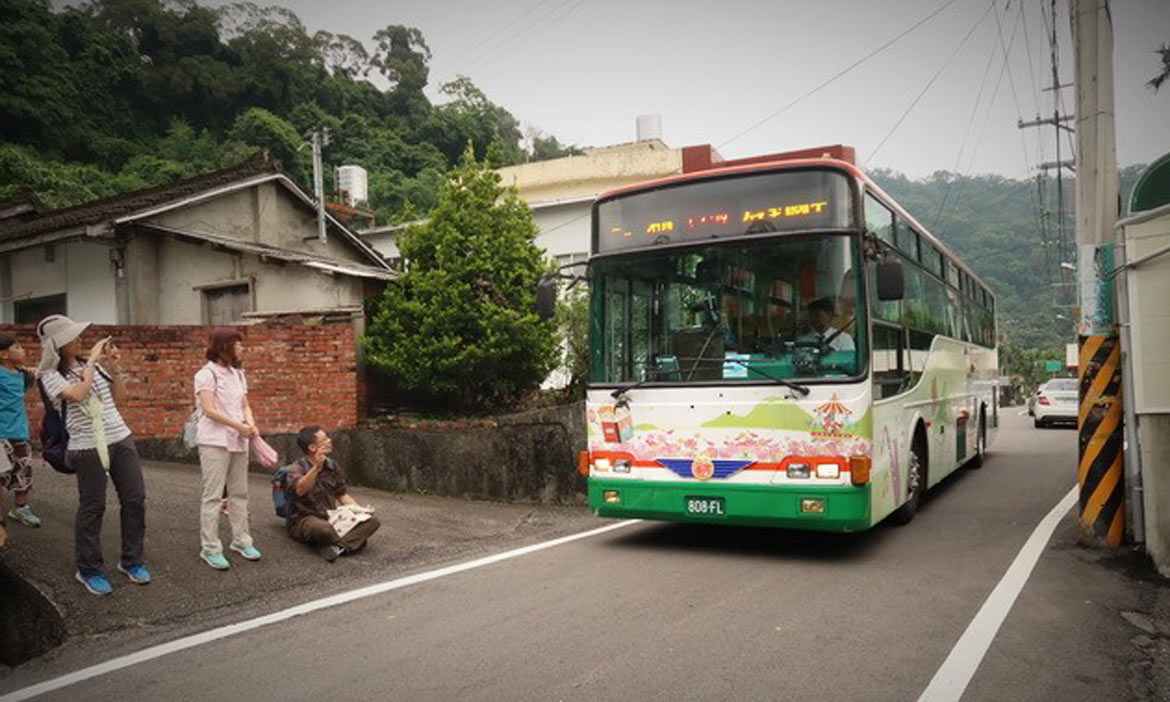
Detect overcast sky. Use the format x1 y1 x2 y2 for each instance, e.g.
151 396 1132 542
216 0 1168 178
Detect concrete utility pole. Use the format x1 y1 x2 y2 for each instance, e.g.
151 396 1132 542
1071 0 1123 547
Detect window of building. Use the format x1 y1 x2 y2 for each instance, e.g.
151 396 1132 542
14 294 66 325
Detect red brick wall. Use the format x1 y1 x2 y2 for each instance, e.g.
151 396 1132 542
0 324 358 441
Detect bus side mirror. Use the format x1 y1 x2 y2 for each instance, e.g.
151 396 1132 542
536 277 558 319
877 259 904 301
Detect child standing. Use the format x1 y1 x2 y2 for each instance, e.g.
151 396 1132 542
0 333 41 550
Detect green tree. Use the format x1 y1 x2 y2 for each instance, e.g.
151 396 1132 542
363 148 558 412
226 107 303 179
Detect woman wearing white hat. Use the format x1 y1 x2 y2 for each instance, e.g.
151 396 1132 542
37 314 150 597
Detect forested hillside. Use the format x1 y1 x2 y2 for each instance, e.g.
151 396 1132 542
0 0 576 220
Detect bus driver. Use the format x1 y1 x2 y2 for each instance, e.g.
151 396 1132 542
799 297 855 351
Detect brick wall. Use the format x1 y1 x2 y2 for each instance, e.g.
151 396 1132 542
0 324 358 441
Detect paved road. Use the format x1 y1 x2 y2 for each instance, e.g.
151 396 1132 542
2 413 1146 701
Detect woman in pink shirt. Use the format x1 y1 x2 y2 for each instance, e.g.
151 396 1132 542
194 329 261 569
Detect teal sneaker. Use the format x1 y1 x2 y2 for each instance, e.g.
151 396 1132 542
116 562 152 584
200 549 230 570
75 571 112 596
229 542 262 561
8 505 42 527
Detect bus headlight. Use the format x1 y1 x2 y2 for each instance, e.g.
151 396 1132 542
613 459 632 474
787 463 811 479
593 458 612 472
815 463 840 479
603 490 621 504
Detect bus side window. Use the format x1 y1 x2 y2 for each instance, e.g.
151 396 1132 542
872 322 906 399
865 193 894 244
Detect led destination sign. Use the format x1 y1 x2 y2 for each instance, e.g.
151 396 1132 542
597 169 852 253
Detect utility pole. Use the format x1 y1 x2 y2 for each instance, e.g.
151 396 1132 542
1071 0 1122 547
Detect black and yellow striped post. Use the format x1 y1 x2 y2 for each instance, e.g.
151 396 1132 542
1077 334 1124 547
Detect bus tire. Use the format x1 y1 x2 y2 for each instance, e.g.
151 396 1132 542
968 407 987 469
890 432 926 526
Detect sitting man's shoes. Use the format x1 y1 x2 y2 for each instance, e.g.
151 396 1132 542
7 504 41 527
116 562 152 584
75 571 113 596
200 549 230 570
319 544 344 562
229 542 262 561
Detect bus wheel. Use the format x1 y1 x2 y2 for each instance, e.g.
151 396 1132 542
891 438 926 526
969 409 987 469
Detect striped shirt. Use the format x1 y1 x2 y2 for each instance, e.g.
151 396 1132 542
40 365 132 451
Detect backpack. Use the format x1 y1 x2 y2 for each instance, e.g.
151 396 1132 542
271 459 303 522
37 367 115 475
37 379 72 474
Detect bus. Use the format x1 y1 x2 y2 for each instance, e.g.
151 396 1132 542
544 145 998 531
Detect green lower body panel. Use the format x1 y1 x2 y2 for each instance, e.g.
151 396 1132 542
589 479 873 532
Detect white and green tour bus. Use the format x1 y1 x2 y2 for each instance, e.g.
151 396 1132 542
539 146 998 531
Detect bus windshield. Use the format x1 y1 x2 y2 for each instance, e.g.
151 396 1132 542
590 234 865 385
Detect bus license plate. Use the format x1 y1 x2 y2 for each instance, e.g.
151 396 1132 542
685 497 725 517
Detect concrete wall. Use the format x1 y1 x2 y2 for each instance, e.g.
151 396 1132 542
534 201 592 261
1124 214 1170 413
0 241 118 324
139 403 589 505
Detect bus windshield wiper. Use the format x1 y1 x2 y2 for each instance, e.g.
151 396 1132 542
610 367 666 401
724 358 811 396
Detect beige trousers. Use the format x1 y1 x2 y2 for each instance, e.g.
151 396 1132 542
198 445 253 554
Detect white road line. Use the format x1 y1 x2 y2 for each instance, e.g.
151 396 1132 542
0 519 640 702
917 486 1078 702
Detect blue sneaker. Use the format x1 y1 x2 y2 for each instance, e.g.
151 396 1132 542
75 571 112 596
116 562 152 584
200 549 230 570
7 505 42 527
229 542 262 561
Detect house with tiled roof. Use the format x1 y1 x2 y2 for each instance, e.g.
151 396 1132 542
0 155 393 326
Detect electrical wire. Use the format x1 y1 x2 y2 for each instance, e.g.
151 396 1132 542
448 0 585 79
865 1 995 167
931 1 1001 231
717 0 963 150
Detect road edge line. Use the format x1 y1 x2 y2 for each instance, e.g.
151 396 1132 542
917 485 1078 702
0 519 639 702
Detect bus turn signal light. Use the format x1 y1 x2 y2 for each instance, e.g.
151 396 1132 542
578 451 590 476
850 456 872 486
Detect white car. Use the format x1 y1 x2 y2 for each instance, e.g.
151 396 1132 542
1034 378 1078 428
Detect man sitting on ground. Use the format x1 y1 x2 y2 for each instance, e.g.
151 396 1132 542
284 426 380 561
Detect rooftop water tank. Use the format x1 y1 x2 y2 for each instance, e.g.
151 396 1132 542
335 165 368 207
636 114 662 142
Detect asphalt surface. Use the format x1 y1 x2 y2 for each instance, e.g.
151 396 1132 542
2 412 1166 701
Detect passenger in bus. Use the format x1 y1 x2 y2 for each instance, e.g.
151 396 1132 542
799 298 855 351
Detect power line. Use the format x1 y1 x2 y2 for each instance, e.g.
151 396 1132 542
446 0 558 75
474 0 588 74
447 0 581 78
865 1 995 167
932 1 1001 231
718 0 963 150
